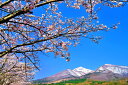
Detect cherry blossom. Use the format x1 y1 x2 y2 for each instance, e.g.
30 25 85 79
0 0 124 84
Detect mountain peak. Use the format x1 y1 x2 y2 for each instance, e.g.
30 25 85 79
74 67 93 72
72 67 94 76
76 66 85 69
74 66 88 70
103 64 128 68
96 64 128 74
104 64 113 66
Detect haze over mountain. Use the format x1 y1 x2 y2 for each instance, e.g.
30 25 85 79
33 64 128 84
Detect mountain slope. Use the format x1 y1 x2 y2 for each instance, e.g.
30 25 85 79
33 69 76 84
73 67 94 76
33 67 93 84
96 64 128 75
84 64 128 81
33 64 128 84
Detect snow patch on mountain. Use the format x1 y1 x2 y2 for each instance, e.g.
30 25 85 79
96 64 128 74
72 67 94 76
58 67 94 77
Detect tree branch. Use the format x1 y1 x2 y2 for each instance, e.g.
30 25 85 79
0 7 29 24
35 0 63 7
0 0 64 24
14 49 46 53
0 33 63 57
0 29 89 58
0 0 14 8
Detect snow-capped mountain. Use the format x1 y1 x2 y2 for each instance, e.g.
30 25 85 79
33 64 128 84
96 64 128 75
72 67 94 76
33 67 93 84
85 64 128 81
47 66 94 78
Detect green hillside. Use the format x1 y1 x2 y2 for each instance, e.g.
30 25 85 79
32 78 128 85
32 78 87 85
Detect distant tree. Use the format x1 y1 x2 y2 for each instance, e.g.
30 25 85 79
0 0 124 84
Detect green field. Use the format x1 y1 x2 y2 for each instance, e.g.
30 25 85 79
32 78 128 85
33 78 87 85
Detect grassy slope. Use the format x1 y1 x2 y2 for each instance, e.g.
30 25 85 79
32 78 128 85
32 79 86 85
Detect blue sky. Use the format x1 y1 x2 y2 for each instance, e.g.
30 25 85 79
34 3 128 79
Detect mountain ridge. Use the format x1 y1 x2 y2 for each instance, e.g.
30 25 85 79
33 64 128 84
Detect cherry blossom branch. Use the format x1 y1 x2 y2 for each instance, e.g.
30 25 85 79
0 33 63 57
14 48 48 53
0 0 64 24
0 0 14 8
0 30 88 58
0 28 35 32
0 7 29 24
8 20 38 29
35 0 63 7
